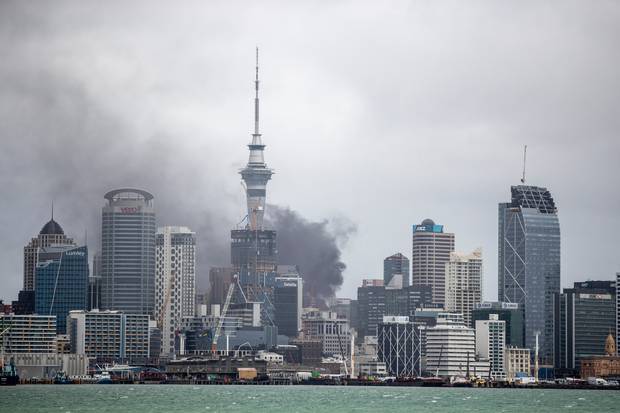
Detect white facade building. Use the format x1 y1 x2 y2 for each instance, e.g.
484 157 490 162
475 314 506 380
67 310 150 362
505 347 531 382
301 311 351 356
426 313 489 378
6 353 88 379
445 249 483 327
155 226 196 357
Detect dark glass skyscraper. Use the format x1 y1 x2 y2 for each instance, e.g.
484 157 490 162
498 185 560 364
554 281 616 373
101 189 156 315
384 253 410 287
35 245 89 333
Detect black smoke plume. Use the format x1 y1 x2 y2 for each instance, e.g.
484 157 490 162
267 205 357 307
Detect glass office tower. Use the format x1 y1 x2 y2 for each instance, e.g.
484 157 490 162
498 185 560 364
35 245 89 333
101 189 156 315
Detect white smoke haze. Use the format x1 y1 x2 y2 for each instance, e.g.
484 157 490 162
1 1 619 302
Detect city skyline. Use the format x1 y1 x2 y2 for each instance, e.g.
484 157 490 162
1 2 619 304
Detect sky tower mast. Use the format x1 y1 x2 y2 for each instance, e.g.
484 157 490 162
240 47 273 230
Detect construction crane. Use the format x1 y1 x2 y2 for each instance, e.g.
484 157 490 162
521 144 527 184
157 274 175 330
211 275 239 355
334 321 349 377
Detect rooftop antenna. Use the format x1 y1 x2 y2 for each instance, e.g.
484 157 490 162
520 145 527 184
51 201 54 221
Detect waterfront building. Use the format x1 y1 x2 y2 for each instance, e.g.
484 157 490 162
23 214 75 291
498 185 560 364
580 333 620 379
411 219 455 307
377 316 422 377
554 280 616 372
5 353 88 380
301 310 351 356
100 188 156 315
155 226 196 357
35 245 89 334
504 347 531 382
274 268 303 338
445 249 482 327
475 314 506 380
472 302 524 347
67 310 150 363
384 253 410 288
425 313 489 378
0 314 57 353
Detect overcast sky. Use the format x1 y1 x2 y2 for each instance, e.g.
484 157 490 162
1 1 619 302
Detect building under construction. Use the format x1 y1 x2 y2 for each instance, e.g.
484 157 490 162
230 49 278 316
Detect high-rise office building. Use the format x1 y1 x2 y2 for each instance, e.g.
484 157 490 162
100 188 156 315
155 226 196 357
274 266 303 338
411 219 455 307
472 302 524 347
357 280 386 339
554 280 616 373
23 214 75 291
475 314 506 380
445 249 483 327
498 185 560 364
377 316 422 377
34 245 89 334
384 253 410 288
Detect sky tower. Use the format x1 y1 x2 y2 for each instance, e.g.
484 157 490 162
241 47 273 230
231 49 278 315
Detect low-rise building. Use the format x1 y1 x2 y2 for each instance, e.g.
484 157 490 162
301 311 351 356
0 314 57 353
505 347 531 382
67 310 150 363
426 313 489 378
7 353 88 379
377 316 421 377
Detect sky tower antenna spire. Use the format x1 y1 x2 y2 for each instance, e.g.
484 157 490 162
521 144 527 184
254 46 260 136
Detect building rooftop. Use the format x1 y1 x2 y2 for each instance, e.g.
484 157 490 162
39 219 64 235
510 185 556 214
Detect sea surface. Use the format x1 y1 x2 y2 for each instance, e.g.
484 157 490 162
2 385 620 412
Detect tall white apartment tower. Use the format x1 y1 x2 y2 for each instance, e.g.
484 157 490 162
155 226 196 357
475 314 506 380
445 248 483 327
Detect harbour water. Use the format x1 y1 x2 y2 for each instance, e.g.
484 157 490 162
2 385 620 412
